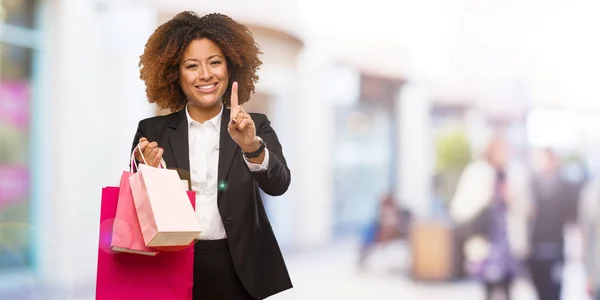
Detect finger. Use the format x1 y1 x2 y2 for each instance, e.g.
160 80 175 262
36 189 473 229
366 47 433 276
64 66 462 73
230 82 240 122
134 152 144 164
235 111 249 126
139 137 148 144
135 141 150 163
237 113 253 128
230 109 240 125
230 81 239 108
238 118 250 131
228 117 236 130
141 142 158 164
235 111 245 125
230 106 241 124
234 108 249 123
138 140 149 152
238 107 248 120
152 148 164 167
134 151 144 163
147 147 159 166
143 142 158 158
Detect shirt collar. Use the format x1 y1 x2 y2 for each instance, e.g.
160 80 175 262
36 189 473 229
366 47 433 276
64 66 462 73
185 103 223 133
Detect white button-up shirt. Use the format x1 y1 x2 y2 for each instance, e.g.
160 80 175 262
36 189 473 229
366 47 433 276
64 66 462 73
186 105 269 240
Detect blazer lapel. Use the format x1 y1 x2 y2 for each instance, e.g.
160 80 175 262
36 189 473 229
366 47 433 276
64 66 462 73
168 109 190 171
218 107 238 185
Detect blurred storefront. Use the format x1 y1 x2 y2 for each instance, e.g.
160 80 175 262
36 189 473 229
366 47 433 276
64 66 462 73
332 72 404 235
0 0 38 278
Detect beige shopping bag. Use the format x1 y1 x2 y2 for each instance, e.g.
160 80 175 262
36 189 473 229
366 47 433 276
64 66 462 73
129 147 201 247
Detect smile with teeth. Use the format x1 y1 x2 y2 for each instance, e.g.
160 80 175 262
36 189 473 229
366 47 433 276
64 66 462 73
197 84 216 90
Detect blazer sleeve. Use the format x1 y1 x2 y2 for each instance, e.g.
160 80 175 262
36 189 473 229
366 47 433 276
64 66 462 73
251 114 291 196
129 120 146 172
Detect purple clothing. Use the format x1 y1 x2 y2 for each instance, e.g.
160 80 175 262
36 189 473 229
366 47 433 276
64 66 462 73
475 172 519 283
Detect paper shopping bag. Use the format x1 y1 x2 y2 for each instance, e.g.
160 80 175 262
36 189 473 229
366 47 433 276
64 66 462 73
96 186 196 300
129 164 201 247
111 171 158 256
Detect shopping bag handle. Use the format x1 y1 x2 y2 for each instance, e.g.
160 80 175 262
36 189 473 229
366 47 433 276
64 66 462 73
130 143 167 172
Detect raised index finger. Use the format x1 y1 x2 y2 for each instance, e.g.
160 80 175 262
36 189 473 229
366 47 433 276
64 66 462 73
230 81 239 121
231 81 239 108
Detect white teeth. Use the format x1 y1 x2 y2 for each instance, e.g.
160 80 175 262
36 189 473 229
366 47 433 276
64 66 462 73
198 84 216 90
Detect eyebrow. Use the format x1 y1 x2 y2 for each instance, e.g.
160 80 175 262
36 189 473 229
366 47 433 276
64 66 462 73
182 55 224 63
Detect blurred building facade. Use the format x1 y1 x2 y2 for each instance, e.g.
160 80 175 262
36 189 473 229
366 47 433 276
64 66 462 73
0 0 43 293
3 0 600 299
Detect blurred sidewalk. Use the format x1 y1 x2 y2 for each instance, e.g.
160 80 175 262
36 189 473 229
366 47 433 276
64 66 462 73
273 238 589 300
0 238 590 300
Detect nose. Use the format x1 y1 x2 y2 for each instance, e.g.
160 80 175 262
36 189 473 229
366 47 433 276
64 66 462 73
198 65 212 81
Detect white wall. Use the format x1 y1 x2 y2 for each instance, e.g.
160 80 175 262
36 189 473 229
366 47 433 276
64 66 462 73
36 0 157 292
290 43 336 249
396 83 434 218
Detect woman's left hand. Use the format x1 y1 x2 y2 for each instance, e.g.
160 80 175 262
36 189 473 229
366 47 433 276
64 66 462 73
227 82 259 152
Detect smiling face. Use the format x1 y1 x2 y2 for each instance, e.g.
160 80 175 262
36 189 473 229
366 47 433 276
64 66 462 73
179 38 229 111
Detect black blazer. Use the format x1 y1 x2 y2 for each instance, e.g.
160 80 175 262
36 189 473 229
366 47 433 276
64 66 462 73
130 108 292 299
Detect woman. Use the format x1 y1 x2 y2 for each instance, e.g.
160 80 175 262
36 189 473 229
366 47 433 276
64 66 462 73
131 12 292 300
450 135 531 300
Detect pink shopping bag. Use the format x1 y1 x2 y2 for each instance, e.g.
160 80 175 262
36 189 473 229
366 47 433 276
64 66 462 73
111 171 158 256
96 186 196 300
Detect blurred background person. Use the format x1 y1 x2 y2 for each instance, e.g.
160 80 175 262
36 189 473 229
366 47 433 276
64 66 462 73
527 149 581 300
578 168 600 300
450 134 531 300
356 192 412 272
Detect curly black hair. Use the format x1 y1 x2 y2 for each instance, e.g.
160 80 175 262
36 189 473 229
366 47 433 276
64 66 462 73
139 11 263 112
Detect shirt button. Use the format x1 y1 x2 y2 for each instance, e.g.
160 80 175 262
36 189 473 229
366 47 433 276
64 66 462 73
224 212 233 221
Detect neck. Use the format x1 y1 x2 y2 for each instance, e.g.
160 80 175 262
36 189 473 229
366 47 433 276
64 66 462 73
187 102 222 123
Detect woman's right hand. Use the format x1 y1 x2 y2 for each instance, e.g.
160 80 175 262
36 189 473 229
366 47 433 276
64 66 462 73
134 137 164 168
